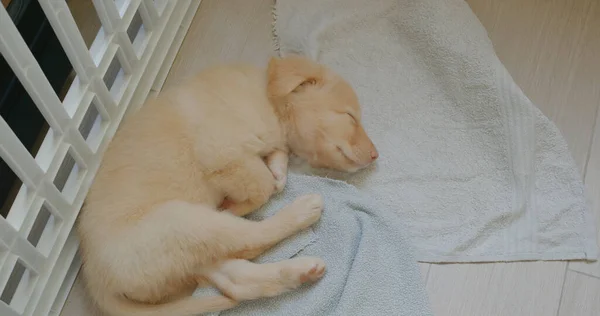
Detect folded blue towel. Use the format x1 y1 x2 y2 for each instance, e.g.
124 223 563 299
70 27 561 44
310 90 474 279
195 174 432 316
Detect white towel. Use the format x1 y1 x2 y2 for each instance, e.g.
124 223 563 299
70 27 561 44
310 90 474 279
274 0 598 262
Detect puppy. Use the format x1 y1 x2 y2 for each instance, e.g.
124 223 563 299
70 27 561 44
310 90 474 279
77 56 378 316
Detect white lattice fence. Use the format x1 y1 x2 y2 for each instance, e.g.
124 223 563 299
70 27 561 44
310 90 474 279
0 1 201 315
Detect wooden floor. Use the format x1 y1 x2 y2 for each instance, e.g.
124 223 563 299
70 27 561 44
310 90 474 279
61 0 600 315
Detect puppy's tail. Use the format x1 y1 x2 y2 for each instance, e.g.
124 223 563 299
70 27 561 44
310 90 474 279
100 291 238 316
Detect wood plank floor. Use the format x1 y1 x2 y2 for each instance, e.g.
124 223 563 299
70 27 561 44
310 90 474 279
61 0 600 315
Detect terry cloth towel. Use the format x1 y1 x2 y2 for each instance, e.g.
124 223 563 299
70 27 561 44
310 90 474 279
194 174 433 316
274 0 598 262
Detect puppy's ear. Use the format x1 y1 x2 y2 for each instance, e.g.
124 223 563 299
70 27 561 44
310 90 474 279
267 55 323 100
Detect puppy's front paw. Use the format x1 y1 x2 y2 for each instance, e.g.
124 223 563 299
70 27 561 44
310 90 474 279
268 161 287 193
273 172 287 193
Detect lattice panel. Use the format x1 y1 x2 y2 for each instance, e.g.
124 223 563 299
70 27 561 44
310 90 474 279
0 1 201 315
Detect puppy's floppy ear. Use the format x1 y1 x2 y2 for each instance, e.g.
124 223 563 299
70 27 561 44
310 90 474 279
267 55 323 100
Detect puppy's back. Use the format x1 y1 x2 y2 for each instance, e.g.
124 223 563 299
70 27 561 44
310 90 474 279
80 64 283 236
174 64 285 168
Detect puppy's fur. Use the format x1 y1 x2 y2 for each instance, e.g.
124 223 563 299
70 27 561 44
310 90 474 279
78 56 378 316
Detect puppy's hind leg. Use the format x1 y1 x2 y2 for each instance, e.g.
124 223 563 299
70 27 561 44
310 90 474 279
228 193 324 260
148 194 323 263
120 194 323 299
204 257 326 301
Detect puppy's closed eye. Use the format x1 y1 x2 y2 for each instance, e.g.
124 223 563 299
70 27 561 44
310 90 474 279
346 112 357 124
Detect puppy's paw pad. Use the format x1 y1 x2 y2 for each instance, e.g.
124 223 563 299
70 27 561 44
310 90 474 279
299 262 326 283
281 257 326 288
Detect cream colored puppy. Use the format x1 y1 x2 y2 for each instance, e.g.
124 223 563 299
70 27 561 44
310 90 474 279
78 56 378 316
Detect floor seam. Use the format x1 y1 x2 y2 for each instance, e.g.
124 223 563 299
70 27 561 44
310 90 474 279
569 268 600 280
555 263 569 316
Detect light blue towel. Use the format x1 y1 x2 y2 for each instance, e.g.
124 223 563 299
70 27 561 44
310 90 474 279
195 174 432 315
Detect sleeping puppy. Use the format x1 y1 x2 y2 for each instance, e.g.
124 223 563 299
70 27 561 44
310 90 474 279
77 55 378 316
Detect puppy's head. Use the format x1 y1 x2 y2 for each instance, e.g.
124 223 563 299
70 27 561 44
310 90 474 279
267 55 378 172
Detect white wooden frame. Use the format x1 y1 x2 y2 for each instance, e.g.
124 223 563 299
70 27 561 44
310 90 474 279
0 1 201 315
